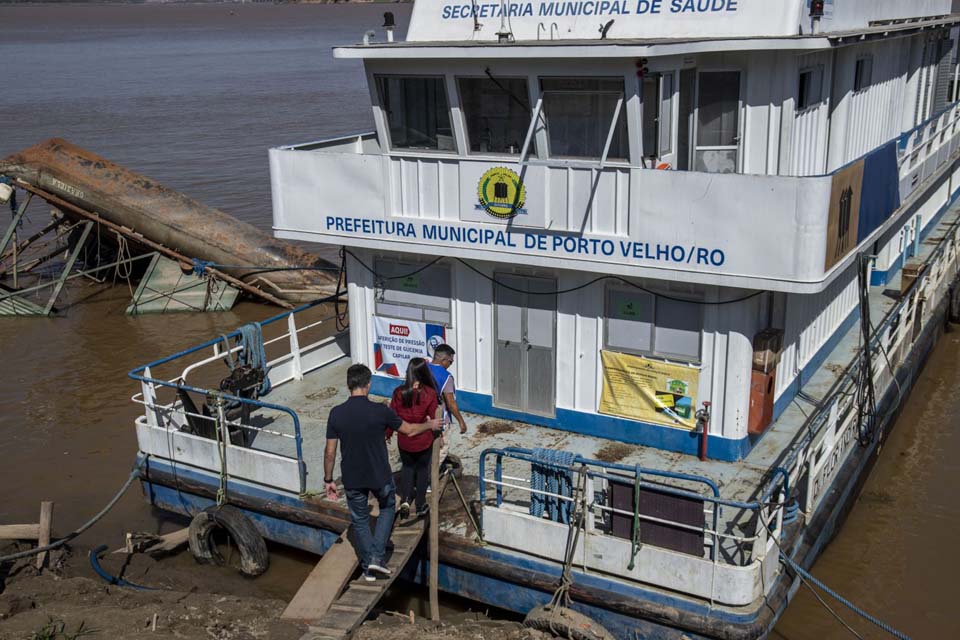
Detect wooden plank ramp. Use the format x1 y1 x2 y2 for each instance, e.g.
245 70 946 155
286 516 427 640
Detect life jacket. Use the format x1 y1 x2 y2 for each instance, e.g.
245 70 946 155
428 362 453 422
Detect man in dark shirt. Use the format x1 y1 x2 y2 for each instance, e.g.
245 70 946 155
324 364 441 580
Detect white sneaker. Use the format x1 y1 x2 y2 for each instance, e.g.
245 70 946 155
367 562 392 576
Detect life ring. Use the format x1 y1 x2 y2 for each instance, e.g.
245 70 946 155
523 604 616 640
188 505 269 577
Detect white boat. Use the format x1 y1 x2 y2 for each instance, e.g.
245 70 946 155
130 1 960 637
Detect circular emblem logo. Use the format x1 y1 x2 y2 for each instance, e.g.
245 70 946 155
477 167 526 220
428 335 444 353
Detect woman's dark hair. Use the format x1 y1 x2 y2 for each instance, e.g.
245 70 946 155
399 357 438 408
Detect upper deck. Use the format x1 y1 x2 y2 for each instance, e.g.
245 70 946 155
270 2 960 293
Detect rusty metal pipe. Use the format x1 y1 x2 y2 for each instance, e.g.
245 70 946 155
0 139 337 304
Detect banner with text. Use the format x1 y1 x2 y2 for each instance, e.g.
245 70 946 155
599 350 700 430
373 316 447 377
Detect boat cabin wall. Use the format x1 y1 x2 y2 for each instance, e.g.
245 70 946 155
346 246 777 459
360 31 948 179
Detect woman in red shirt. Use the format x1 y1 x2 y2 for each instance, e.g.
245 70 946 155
388 357 440 519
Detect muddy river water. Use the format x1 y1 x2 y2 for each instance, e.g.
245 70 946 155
1 5 958 638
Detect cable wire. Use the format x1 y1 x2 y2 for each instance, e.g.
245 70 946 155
0 458 146 564
344 248 764 306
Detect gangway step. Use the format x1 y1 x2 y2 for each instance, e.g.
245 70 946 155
286 515 428 638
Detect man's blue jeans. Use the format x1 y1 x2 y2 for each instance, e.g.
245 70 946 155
345 482 396 569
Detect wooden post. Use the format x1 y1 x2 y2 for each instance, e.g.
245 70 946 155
36 501 53 571
429 435 441 621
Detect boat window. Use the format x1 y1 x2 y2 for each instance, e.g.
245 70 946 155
606 288 654 353
798 67 823 110
376 76 455 152
641 73 675 161
660 72 674 156
605 287 701 362
641 76 660 160
374 258 452 325
540 78 628 160
694 71 741 173
458 77 535 155
854 57 873 93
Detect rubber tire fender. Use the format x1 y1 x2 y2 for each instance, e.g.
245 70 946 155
188 505 269 577
523 605 616 640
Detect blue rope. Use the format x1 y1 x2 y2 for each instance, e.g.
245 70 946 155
529 449 577 524
191 258 213 277
237 322 271 396
780 547 911 640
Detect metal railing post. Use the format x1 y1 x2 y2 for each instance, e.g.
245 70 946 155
288 314 303 381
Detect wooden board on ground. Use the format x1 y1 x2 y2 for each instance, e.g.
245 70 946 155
112 528 190 555
0 524 41 540
300 516 427 640
282 530 358 622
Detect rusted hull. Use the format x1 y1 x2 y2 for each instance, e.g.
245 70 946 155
0 139 337 303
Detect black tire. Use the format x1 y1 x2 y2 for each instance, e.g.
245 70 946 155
188 505 269 577
523 605 616 640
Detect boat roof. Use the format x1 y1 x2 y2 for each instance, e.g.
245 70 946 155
334 8 960 60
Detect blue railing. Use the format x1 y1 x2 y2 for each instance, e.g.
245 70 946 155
478 447 791 563
128 295 342 494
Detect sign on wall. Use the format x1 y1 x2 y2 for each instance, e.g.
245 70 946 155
599 350 700 430
824 159 864 270
373 316 447 377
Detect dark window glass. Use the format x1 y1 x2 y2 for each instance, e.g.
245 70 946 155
377 76 454 151
798 67 822 110
541 78 628 160
854 58 873 92
459 77 534 155
696 71 740 147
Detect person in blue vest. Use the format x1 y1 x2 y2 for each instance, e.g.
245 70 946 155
428 344 468 464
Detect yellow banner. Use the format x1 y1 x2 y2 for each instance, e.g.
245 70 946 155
599 350 700 431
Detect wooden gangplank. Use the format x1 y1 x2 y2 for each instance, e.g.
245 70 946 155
285 516 427 640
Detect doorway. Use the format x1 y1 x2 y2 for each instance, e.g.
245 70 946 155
493 274 557 417
693 70 741 173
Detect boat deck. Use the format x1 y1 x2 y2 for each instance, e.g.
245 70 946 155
245 203 959 546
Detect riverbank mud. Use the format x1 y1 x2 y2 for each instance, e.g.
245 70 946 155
0 542 546 640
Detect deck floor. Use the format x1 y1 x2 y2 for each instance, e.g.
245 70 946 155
248 204 959 546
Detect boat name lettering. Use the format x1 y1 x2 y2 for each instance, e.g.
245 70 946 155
325 216 726 268
439 0 738 20
50 177 85 200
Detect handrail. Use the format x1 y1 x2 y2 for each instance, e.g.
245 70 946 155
478 447 786 567
128 294 344 494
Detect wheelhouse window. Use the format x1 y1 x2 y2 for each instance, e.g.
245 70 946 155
854 57 873 92
374 258 452 325
540 77 628 161
377 76 455 152
458 77 534 155
641 73 675 161
798 67 823 110
605 287 702 362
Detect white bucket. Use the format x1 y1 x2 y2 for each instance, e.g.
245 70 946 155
0 183 13 205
